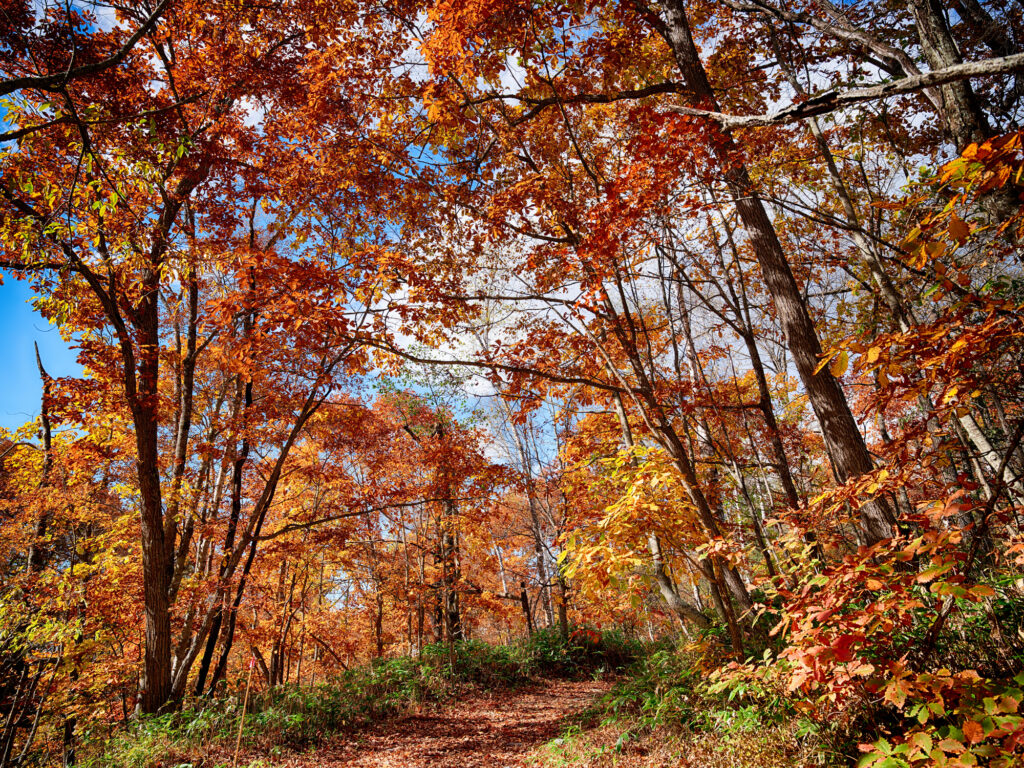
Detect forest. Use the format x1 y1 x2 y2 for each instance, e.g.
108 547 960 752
1 0 1023 766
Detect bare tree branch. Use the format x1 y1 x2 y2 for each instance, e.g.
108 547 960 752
667 53 1024 129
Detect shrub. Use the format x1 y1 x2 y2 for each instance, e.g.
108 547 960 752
602 644 806 740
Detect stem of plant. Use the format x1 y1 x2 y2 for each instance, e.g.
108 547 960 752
233 657 255 768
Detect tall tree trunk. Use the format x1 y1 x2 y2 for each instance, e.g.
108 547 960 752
555 573 570 641
519 582 534 636
660 0 897 545
375 589 385 658
134 271 173 714
370 546 385 658
444 509 462 642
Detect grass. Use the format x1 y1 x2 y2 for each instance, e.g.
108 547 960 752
529 642 843 768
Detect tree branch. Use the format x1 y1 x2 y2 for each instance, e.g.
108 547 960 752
0 0 171 99
667 53 1024 129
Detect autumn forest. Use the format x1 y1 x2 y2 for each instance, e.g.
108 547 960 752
2 0 1024 766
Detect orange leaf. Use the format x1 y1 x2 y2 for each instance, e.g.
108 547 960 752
948 214 970 242
963 719 984 744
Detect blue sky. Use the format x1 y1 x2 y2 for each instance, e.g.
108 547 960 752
0 273 82 433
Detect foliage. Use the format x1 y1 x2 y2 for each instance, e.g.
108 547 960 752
4 0 1024 765
534 643 834 767
603 645 801 738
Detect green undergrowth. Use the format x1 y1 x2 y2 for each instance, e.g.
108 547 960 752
533 642 842 768
88 627 640 768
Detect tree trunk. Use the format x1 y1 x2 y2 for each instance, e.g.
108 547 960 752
519 582 534 636
660 0 897 545
134 274 173 714
648 534 711 629
555 574 570 641
907 0 990 151
194 378 252 696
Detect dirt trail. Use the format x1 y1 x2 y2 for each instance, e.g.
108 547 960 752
270 678 608 768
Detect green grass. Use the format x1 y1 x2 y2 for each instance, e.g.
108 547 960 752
530 642 843 768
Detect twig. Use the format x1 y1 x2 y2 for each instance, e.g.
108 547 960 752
233 657 255 768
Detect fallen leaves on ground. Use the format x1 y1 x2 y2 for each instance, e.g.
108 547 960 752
232 678 610 767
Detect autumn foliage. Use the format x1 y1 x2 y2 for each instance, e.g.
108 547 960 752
2 0 1024 766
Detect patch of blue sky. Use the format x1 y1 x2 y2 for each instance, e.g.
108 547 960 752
0 272 83 433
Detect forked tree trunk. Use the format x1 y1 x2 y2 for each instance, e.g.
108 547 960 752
906 0 990 151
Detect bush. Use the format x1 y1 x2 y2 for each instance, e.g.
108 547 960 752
602 644 802 738
524 626 643 677
535 642 836 768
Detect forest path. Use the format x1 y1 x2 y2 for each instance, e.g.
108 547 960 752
274 678 609 767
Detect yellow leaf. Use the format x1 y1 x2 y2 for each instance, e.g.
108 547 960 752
901 227 922 250
910 732 933 754
830 350 849 377
866 346 882 364
814 350 836 375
